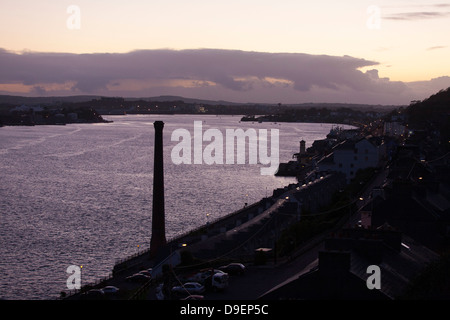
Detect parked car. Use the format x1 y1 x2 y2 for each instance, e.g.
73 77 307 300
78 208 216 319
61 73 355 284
219 263 246 275
172 282 205 295
125 273 151 283
138 270 152 277
207 272 228 291
189 269 226 283
83 289 105 299
101 286 120 295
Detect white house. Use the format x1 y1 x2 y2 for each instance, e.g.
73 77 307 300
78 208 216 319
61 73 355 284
317 137 385 181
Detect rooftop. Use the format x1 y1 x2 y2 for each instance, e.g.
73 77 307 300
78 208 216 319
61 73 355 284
259 227 438 300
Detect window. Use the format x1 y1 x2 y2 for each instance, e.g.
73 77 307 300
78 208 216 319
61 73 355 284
339 163 343 168
350 163 354 168
354 156 358 161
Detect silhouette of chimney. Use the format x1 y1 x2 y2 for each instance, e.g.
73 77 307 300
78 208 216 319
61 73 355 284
150 121 166 256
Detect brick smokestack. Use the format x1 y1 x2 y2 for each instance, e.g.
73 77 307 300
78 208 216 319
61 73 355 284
150 121 166 256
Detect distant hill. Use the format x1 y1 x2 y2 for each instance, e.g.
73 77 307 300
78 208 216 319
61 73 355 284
0 95 102 106
0 94 244 107
0 94 399 110
132 95 242 106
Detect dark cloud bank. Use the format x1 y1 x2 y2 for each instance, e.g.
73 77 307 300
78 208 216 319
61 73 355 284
0 48 449 105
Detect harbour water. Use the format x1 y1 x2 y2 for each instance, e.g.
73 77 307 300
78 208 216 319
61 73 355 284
0 114 349 300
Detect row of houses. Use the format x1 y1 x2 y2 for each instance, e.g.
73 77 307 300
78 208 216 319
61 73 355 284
259 133 450 300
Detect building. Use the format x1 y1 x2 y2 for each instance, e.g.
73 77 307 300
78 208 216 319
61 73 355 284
290 172 346 214
259 227 438 300
317 137 386 181
361 178 450 252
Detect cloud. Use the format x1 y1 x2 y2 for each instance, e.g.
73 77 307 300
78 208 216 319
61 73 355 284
0 48 449 105
383 11 450 21
381 2 450 21
426 46 447 51
0 48 377 92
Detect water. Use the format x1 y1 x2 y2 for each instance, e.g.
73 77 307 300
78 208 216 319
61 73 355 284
0 114 347 300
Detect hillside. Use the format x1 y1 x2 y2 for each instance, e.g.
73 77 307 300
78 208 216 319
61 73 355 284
405 87 450 152
407 87 450 123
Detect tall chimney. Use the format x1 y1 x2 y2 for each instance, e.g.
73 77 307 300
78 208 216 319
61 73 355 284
150 121 166 256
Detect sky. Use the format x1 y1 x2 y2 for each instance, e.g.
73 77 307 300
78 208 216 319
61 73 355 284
0 0 449 105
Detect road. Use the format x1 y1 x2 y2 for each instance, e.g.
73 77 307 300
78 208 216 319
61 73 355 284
146 240 324 300
206 242 323 300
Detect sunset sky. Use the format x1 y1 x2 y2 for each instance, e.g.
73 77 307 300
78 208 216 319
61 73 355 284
1 0 449 105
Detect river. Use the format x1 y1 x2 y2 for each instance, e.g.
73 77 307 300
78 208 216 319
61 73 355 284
0 114 349 299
